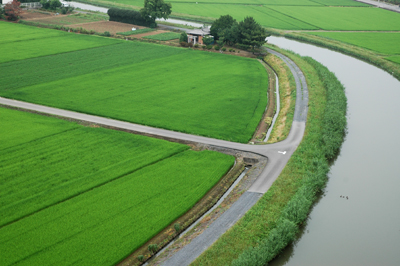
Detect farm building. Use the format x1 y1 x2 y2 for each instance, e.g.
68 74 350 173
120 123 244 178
187 27 213 45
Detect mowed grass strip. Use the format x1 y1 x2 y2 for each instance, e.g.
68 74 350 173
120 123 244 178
1 41 268 143
308 32 400 55
143 32 181 40
268 6 400 31
0 149 234 266
0 22 120 63
0 107 189 227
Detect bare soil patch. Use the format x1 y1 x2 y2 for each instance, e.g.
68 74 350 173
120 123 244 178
69 21 140 35
20 10 54 20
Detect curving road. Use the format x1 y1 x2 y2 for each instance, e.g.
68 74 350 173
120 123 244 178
0 48 308 265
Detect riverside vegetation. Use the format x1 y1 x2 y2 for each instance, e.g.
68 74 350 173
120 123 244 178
191 47 347 266
0 21 268 143
0 106 235 266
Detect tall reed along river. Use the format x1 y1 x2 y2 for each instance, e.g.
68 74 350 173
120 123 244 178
267 37 400 266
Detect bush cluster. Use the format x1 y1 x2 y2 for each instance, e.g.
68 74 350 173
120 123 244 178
231 56 347 266
108 7 153 27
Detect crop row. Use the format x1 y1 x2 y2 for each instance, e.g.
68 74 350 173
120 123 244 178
0 107 234 266
0 24 268 143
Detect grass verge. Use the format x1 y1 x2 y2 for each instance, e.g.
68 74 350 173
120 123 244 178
117 28 155 35
263 52 296 144
142 32 181 40
191 48 347 266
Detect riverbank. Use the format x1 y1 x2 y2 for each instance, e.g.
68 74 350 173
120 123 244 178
267 29 400 82
189 46 347 266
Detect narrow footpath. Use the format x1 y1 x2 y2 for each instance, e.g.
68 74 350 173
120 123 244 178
0 48 308 265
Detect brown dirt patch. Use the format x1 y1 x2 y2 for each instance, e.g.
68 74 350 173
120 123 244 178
71 21 145 35
19 10 54 20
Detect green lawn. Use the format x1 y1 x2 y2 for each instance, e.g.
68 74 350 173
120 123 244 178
143 32 181 40
0 23 268 143
0 107 234 266
308 32 400 55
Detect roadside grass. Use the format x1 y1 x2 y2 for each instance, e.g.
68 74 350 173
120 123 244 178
142 32 181 40
264 52 296 143
0 21 120 63
192 47 346 266
117 28 155 35
268 6 400 31
0 26 268 143
0 107 235 266
308 32 400 55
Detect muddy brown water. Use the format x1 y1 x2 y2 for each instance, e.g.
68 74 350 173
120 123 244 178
267 36 400 266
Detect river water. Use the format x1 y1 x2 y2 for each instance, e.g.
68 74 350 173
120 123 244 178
267 37 400 265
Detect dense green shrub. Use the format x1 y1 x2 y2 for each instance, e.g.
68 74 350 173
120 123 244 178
214 45 220 50
108 7 152 27
179 31 188 43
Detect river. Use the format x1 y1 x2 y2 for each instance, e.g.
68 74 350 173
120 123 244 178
267 36 400 266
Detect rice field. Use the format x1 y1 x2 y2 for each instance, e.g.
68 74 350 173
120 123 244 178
0 22 268 143
386 56 400 64
267 6 400 31
308 32 400 55
143 32 181 40
0 107 235 266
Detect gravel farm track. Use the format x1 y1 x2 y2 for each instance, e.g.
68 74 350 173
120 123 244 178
0 48 308 265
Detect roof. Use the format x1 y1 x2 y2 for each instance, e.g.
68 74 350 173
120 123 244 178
187 27 211 36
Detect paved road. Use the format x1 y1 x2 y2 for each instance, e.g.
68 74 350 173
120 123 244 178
0 48 308 265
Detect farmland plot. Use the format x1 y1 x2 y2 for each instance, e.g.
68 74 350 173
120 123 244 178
0 21 120 63
308 32 400 55
0 23 268 143
0 107 234 266
268 6 400 31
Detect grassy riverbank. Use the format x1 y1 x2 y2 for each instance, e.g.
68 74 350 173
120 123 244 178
191 47 347 266
268 29 400 81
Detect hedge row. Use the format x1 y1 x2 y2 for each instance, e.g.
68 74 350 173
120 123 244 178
107 7 155 28
231 56 347 266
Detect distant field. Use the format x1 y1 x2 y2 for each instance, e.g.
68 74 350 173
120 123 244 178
171 3 318 29
386 56 400 64
0 22 120 63
268 6 400 31
0 23 268 143
143 32 180 40
0 107 234 266
309 32 400 55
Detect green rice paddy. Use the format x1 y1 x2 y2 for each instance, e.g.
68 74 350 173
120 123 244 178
0 107 234 266
0 22 268 143
308 32 400 55
143 32 181 40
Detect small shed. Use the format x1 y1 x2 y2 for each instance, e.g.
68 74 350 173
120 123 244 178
187 27 213 45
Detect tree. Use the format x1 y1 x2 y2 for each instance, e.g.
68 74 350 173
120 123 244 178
210 14 236 40
236 17 269 53
4 0 22 21
179 31 188 43
202 35 213 45
140 0 172 27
